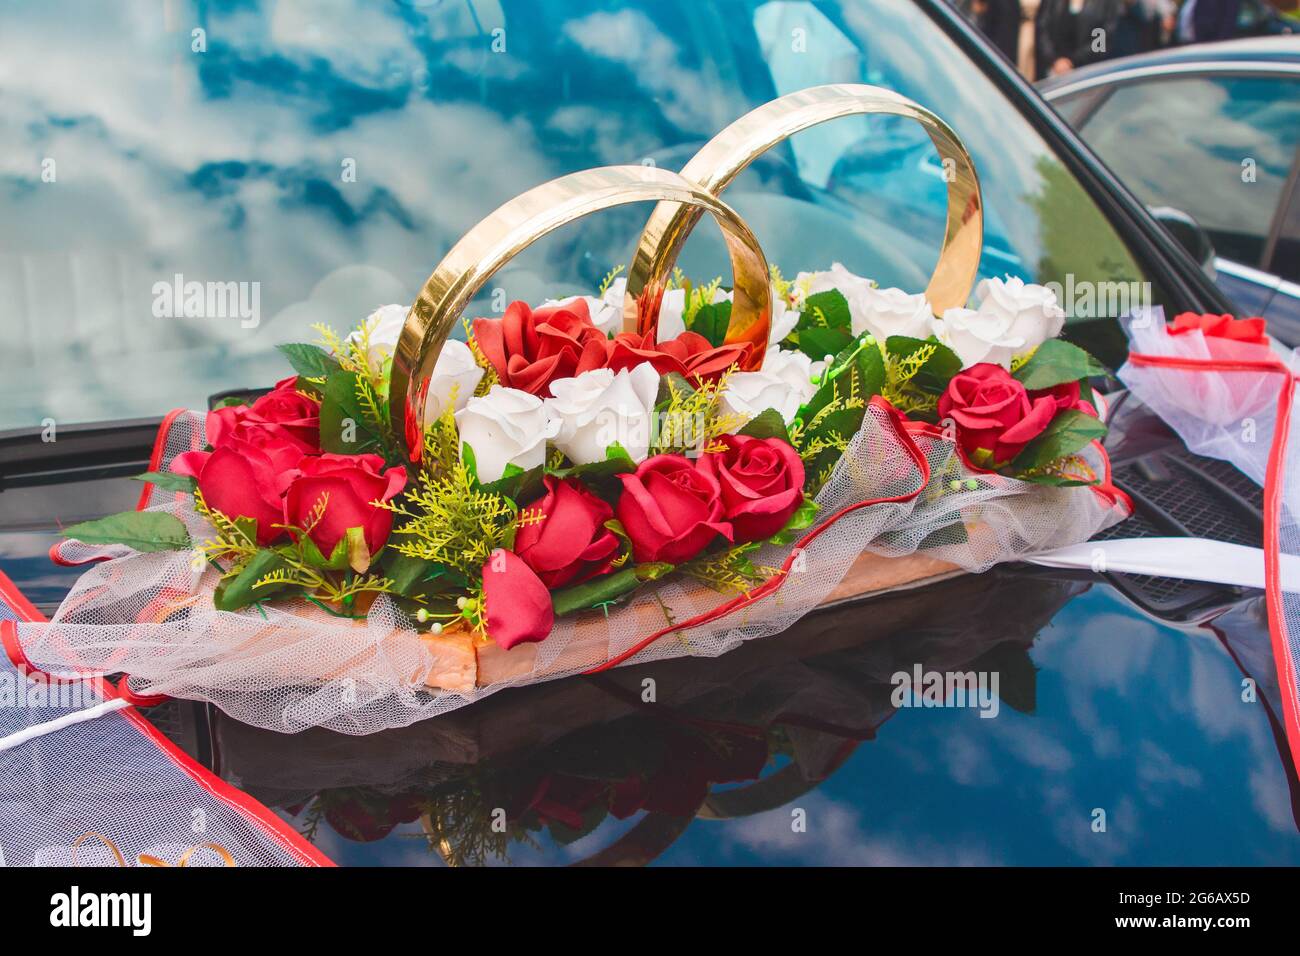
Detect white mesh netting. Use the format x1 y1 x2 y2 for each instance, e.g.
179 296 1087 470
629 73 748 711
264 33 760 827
17 402 1126 735
1119 307 1300 773
0 594 327 867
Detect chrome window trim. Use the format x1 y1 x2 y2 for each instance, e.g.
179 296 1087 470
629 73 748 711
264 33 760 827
1043 60 1300 100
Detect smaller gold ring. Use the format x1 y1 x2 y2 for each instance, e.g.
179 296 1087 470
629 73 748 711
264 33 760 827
626 84 983 334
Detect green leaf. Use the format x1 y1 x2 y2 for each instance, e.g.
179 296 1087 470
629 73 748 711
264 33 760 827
1017 473 1098 488
688 300 732 347
1012 339 1106 390
655 372 695 409
1009 409 1108 473
799 289 851 330
212 396 252 409
885 335 962 394
299 534 350 571
551 568 640 617
132 471 197 495
277 343 343 380
319 371 381 454
738 408 791 444
483 463 545 504
62 511 191 553
767 496 819 545
798 325 855 363
550 445 637 486
214 549 289 612
856 339 886 397
383 553 438 596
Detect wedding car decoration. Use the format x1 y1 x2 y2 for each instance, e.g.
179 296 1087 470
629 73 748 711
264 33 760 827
6 85 1130 735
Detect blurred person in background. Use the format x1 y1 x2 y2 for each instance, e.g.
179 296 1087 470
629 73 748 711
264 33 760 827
1186 0 1242 41
970 0 1025 60
1035 0 1124 76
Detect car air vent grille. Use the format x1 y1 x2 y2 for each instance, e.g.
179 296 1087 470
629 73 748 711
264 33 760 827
1098 446 1262 618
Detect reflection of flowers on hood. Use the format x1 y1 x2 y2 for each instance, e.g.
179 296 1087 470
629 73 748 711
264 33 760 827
937 276 1065 369
719 347 822 424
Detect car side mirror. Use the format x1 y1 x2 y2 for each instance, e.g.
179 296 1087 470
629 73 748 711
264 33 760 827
1149 205 1216 279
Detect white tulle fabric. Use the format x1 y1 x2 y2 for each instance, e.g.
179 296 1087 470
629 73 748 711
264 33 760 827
1119 306 1300 772
18 404 1125 735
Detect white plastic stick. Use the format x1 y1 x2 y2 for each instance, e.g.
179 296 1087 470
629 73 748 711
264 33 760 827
1026 536 1300 592
0 697 131 755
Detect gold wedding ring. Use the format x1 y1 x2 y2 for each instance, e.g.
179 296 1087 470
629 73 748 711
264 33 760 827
391 86 984 465
388 165 770 456
624 84 984 337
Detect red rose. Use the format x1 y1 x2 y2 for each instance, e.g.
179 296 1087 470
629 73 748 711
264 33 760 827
615 454 732 564
1169 312 1268 347
514 477 620 588
282 453 407 562
472 300 609 397
204 377 320 455
174 437 297 545
607 330 751 386
699 434 806 543
246 376 321 449
1036 380 1097 417
936 363 1058 469
481 548 555 650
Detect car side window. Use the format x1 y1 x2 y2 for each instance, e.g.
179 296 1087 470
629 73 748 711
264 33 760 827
1078 73 1300 269
1270 175 1300 284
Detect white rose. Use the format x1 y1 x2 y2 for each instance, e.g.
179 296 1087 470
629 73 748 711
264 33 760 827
934 308 1013 368
768 285 800 346
455 385 559 483
545 362 659 465
423 339 484 422
964 276 1066 367
349 304 408 375
720 346 823 425
849 286 934 342
794 262 875 303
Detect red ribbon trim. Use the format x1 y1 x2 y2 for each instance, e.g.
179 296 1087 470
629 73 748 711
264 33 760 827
1128 349 1300 774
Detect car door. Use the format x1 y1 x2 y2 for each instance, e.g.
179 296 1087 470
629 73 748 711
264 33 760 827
1054 68 1300 335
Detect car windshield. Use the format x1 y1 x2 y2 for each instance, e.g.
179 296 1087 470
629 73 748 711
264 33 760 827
0 0 1164 431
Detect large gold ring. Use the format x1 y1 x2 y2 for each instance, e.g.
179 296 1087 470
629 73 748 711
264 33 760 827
624 84 983 337
388 165 770 458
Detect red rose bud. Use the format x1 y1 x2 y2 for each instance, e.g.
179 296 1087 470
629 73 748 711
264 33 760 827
481 548 555 650
247 376 321 450
1169 312 1268 347
937 363 1058 469
514 476 620 588
615 454 733 564
1034 380 1097 417
607 330 752 387
174 437 298 546
282 453 407 562
203 377 320 455
700 434 806 543
472 299 609 397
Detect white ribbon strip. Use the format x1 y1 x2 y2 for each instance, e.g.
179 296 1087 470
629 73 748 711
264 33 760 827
0 697 131 755
1027 536 1300 592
